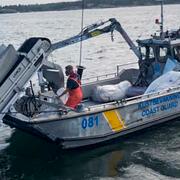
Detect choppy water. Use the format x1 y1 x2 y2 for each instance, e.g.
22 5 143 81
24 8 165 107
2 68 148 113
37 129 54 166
0 4 180 180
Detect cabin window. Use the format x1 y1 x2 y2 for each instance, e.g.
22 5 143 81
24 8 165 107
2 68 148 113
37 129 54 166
140 47 146 59
140 46 155 61
158 47 168 63
174 46 180 61
149 47 155 59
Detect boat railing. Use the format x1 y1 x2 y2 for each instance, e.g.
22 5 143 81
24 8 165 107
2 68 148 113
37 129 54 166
116 62 138 74
82 62 138 83
82 72 117 83
87 85 180 111
126 86 180 102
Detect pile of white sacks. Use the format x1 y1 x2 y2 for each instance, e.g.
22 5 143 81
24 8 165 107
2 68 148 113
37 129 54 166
91 58 180 102
91 80 147 102
91 81 132 102
145 70 180 94
145 58 180 94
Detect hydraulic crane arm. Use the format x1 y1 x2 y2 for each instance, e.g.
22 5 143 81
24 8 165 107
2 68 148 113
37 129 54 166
111 18 141 59
51 18 141 59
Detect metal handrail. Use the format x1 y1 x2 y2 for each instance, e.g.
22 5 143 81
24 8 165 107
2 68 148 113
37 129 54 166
82 62 138 83
117 62 138 73
82 72 117 82
87 85 180 111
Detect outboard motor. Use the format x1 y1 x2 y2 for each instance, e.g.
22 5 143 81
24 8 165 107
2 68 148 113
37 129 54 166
41 64 65 93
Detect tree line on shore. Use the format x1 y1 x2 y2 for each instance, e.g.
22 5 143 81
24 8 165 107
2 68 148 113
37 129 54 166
0 0 179 14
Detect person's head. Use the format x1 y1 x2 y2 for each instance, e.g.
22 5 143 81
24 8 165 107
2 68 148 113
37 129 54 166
65 65 74 76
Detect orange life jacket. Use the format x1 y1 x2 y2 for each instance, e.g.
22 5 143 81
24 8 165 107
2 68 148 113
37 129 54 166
65 76 83 109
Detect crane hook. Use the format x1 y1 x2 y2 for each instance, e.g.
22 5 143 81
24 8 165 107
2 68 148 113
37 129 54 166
111 31 114 42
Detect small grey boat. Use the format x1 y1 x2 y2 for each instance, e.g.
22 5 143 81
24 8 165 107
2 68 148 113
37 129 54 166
1 2 180 149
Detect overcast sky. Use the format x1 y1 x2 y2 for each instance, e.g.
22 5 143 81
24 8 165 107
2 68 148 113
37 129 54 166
1 0 79 6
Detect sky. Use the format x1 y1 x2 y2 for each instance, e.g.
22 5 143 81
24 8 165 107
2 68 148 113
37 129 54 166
0 0 79 6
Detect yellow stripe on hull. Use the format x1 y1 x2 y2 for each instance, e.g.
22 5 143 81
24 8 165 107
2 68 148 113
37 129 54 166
103 110 126 132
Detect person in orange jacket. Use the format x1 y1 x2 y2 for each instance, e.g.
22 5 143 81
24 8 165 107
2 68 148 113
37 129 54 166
59 65 83 109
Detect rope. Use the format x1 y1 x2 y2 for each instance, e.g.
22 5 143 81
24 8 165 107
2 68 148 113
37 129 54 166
30 80 38 112
79 0 85 66
4 96 68 116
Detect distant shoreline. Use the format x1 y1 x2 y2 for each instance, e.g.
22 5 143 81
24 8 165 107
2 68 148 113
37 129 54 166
0 0 180 14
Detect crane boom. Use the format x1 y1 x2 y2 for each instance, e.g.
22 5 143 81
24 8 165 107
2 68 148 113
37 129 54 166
51 18 141 59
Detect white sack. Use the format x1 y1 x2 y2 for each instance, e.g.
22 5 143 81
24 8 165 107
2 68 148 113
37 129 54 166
163 58 179 74
145 70 180 94
92 81 132 102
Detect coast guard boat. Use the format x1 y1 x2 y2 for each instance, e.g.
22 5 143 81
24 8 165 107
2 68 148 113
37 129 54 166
1 3 180 149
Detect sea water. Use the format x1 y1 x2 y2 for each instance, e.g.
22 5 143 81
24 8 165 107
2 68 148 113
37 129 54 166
0 4 180 180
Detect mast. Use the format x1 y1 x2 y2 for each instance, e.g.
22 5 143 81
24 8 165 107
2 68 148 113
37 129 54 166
79 0 85 66
160 0 164 37
156 0 164 38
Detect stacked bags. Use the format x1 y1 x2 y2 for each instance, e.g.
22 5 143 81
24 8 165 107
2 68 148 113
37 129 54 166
145 71 180 94
91 81 132 102
145 58 180 94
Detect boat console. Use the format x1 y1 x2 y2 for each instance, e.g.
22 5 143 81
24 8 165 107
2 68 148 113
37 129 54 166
135 31 180 86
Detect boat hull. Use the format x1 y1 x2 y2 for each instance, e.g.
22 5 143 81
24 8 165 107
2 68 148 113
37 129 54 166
3 90 180 149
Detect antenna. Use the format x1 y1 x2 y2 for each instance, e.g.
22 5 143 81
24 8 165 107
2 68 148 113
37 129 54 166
79 0 85 66
77 0 86 80
160 0 164 37
156 0 164 38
